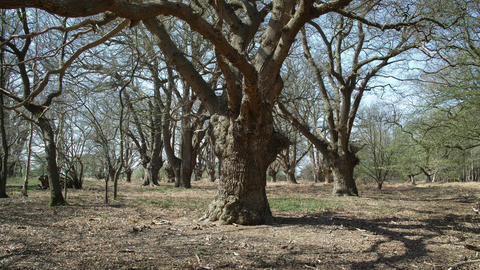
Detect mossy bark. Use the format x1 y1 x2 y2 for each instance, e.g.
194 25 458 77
49 194 67 206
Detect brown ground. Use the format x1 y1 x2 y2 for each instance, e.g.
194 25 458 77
1 179 480 270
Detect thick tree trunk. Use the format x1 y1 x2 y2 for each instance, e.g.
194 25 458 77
37 117 67 206
268 167 277 183
420 167 432 183
143 161 162 186
73 162 84 189
285 169 297 184
164 163 175 183
142 166 150 186
125 168 132 183
177 165 193 188
208 168 215 182
408 174 416 185
201 114 288 225
377 182 383 190
331 153 359 196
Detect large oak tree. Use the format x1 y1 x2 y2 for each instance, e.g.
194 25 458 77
0 0 352 223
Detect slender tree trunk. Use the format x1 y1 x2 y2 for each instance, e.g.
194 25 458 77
0 112 7 197
194 162 203 181
63 169 68 200
330 153 359 196
313 169 322 183
37 117 67 206
113 89 125 200
0 40 8 198
113 168 120 199
0 96 7 198
176 126 194 188
310 148 323 183
324 170 332 183
201 114 288 225
104 178 108 204
74 161 84 189
206 143 216 182
22 150 31 196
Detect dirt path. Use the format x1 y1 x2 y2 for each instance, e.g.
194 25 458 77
1 179 480 269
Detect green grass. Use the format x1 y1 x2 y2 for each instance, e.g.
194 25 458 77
133 199 176 208
141 185 181 193
82 179 100 188
269 197 343 212
6 177 27 185
6 176 39 191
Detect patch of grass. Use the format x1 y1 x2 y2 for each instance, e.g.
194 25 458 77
175 199 210 211
133 199 175 208
82 179 101 188
6 177 38 192
68 197 87 205
141 185 181 193
7 177 22 185
6 184 37 192
269 197 343 212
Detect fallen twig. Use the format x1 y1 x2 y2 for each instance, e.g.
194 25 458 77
447 259 480 270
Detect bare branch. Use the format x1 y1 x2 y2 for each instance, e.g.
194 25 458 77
335 9 450 31
1 18 130 110
0 12 116 49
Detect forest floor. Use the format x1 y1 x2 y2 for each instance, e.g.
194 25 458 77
1 178 480 270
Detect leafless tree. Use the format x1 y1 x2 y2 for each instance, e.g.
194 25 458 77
0 8 129 205
1 0 353 223
278 0 445 195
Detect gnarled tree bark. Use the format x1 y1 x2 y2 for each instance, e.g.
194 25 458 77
202 114 288 224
